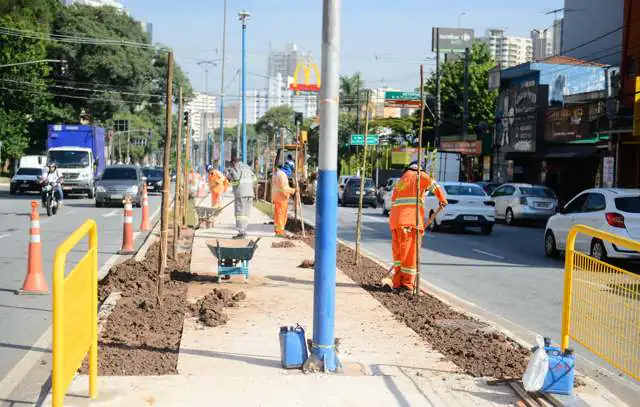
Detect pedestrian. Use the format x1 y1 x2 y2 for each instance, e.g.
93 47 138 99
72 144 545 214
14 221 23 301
225 156 256 239
271 164 296 237
389 161 447 292
285 154 295 175
207 162 227 209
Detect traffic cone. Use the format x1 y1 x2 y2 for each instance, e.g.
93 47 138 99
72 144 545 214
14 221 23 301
140 185 150 232
197 176 206 198
120 197 135 254
17 201 48 295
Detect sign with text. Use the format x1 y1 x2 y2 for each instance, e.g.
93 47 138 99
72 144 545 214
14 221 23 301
289 60 321 93
432 27 474 52
439 140 482 156
545 103 603 142
350 134 379 146
384 91 421 108
496 84 548 153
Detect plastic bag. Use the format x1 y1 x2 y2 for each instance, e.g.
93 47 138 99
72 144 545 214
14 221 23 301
522 335 549 392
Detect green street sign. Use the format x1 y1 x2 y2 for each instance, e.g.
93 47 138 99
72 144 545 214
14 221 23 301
384 91 421 101
350 134 379 146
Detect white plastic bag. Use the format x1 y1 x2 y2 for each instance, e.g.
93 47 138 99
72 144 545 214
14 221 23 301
522 335 549 392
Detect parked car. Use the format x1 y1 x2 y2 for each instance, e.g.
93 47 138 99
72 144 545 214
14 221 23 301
378 177 399 203
95 165 145 207
425 182 496 234
475 181 501 196
337 175 351 203
142 167 163 193
544 188 640 261
341 177 377 208
10 167 46 195
491 183 558 225
381 178 401 216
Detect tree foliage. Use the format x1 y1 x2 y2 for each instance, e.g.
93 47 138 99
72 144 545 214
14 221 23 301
339 73 362 113
255 105 295 136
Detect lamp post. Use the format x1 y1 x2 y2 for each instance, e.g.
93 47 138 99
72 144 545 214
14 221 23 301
218 0 228 171
458 12 466 28
238 10 250 164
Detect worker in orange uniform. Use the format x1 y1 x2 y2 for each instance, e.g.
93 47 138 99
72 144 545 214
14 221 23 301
389 161 447 292
207 163 227 208
271 164 296 237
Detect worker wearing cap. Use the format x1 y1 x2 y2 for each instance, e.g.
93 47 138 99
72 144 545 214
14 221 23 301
389 161 447 292
207 162 227 209
271 165 296 237
225 156 256 239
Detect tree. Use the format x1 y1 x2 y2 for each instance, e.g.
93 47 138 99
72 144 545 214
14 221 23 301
255 105 295 136
339 73 362 113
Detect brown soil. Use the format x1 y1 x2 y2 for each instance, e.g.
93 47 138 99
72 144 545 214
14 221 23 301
271 240 295 249
188 288 246 327
298 259 314 269
82 231 195 376
285 217 529 379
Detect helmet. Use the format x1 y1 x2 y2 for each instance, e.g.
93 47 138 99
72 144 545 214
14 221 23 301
207 164 214 172
48 162 58 169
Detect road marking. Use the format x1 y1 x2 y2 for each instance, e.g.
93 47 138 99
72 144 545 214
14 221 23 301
472 248 505 260
0 234 9 240
102 209 119 218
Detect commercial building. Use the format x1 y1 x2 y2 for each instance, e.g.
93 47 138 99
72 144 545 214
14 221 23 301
140 21 153 43
482 28 533 68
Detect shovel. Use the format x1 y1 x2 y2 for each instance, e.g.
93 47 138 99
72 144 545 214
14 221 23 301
381 205 444 289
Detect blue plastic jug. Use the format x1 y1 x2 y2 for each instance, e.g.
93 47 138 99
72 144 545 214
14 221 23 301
542 348 575 395
279 325 308 369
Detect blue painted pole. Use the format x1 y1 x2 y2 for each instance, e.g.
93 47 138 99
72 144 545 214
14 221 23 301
241 17 248 164
218 0 227 171
303 0 341 373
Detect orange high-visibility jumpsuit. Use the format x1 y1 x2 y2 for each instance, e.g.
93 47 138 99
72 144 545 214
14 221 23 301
389 170 447 290
208 169 226 208
271 168 295 236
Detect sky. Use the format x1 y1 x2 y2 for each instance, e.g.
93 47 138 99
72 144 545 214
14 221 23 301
125 0 564 94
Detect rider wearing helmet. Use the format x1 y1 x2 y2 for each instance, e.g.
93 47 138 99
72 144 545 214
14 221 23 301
43 162 64 206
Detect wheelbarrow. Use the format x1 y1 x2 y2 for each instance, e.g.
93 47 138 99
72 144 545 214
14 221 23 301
195 199 235 228
210 237 261 282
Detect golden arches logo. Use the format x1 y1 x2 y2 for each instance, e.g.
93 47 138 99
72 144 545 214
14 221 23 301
289 61 321 92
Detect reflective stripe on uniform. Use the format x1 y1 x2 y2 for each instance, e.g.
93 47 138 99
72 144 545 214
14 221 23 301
393 261 401 266
391 197 424 207
236 215 249 220
399 267 417 275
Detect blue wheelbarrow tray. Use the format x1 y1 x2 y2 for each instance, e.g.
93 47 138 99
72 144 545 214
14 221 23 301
208 238 261 282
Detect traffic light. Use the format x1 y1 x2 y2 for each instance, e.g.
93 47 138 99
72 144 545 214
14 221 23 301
183 111 190 127
294 111 303 126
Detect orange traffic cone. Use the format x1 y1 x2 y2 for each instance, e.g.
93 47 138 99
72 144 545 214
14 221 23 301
17 201 49 295
120 197 135 254
140 185 150 232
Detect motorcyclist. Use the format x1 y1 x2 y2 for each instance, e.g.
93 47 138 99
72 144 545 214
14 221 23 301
42 162 64 206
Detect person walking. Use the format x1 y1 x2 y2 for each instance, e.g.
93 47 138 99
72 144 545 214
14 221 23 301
207 162 227 208
225 155 256 239
271 164 296 237
389 161 447 292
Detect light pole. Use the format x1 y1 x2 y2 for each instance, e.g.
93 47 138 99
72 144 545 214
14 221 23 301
458 12 466 28
218 0 228 171
197 60 216 168
238 10 250 164
302 0 341 374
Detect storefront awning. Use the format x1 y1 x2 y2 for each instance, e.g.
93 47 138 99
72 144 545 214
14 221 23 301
543 145 598 159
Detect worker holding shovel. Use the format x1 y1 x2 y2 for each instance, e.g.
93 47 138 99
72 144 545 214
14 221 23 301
207 162 227 209
387 161 447 292
271 164 296 237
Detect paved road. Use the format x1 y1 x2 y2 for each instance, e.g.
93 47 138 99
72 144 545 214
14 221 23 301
0 186 162 390
297 202 640 399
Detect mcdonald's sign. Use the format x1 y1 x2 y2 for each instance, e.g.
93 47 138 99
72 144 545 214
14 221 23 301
289 61 321 93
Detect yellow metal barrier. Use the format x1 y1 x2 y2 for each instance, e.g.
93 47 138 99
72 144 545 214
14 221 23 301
52 220 98 407
562 224 640 381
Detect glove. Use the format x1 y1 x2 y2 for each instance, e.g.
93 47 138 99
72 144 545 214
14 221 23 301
439 200 448 209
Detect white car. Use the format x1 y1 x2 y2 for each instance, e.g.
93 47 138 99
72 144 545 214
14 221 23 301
337 175 350 203
381 178 400 216
544 188 640 260
425 182 496 234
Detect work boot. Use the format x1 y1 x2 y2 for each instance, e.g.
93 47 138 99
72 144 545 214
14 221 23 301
393 286 411 295
232 233 247 240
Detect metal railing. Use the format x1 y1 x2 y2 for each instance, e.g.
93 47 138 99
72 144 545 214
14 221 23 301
562 224 640 381
52 220 98 407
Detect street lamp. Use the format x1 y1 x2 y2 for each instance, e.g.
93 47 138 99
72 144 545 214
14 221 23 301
238 10 250 164
197 59 217 166
458 12 467 28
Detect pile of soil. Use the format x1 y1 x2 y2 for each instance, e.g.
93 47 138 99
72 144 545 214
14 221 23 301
285 217 529 379
298 259 314 269
83 234 194 376
271 240 295 249
188 288 246 327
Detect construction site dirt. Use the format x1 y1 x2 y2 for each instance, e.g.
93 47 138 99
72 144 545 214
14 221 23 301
285 217 529 379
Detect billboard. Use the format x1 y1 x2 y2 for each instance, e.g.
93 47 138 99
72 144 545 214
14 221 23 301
289 60 321 93
432 27 474 53
439 140 482 155
544 103 604 142
496 85 548 153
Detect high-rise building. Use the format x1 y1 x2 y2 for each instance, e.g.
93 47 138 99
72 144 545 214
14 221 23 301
60 0 125 11
482 28 533 68
552 18 563 56
531 28 554 60
185 93 217 143
267 43 313 79
140 21 153 43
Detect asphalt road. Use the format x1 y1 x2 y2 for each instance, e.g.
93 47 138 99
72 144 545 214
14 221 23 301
0 185 162 391
297 202 640 399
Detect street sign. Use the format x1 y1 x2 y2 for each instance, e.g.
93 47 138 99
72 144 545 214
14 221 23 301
432 27 474 53
350 134 379 146
384 91 421 108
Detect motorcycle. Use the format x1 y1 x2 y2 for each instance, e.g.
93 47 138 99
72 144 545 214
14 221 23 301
41 180 61 217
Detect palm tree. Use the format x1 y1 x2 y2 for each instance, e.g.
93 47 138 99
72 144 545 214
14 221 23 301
339 73 363 113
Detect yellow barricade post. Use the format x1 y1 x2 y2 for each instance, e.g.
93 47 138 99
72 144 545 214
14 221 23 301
562 224 640 382
52 220 98 407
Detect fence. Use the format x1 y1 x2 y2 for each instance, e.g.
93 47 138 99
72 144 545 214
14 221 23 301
52 220 98 407
562 224 640 381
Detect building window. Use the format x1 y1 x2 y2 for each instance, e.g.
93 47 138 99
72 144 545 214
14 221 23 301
627 55 637 78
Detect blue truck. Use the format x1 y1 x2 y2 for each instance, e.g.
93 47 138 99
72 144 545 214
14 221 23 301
47 124 106 198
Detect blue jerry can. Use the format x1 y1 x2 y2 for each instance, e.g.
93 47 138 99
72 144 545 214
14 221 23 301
279 325 308 369
542 348 575 395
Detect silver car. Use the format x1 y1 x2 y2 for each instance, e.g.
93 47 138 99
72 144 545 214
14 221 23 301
491 183 558 225
95 165 145 207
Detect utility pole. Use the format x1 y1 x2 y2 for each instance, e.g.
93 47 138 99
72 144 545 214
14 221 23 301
435 27 441 146
355 90 370 264
218 0 228 171
197 60 216 167
157 51 174 306
415 65 425 296
463 47 470 138
236 69 242 157
173 87 184 256
239 10 250 164
303 0 341 374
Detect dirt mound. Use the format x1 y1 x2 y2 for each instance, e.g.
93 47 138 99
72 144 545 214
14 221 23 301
285 217 314 234
272 240 295 248
189 288 246 327
286 223 529 379
298 259 314 269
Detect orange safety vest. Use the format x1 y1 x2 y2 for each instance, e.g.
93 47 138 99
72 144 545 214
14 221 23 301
389 170 446 229
208 169 226 194
271 169 295 202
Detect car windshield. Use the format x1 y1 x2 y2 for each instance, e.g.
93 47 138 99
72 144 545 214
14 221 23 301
347 179 374 192
444 185 486 196
48 151 90 168
519 186 556 198
143 169 163 178
615 196 640 213
16 168 43 176
101 168 138 181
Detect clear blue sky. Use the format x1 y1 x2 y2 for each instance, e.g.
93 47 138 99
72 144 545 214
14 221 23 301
125 0 563 93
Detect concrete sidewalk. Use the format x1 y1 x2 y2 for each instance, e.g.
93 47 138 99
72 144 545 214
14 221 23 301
46 196 626 406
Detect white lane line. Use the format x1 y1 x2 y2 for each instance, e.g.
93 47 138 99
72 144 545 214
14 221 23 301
0 234 9 240
102 209 119 218
472 248 505 260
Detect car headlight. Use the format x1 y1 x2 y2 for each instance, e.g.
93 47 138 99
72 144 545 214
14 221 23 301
128 185 139 194
96 186 106 193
